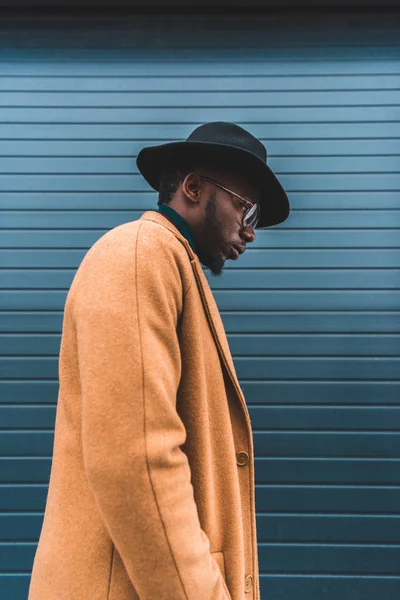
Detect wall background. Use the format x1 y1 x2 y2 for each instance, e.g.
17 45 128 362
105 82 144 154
1 10 399 600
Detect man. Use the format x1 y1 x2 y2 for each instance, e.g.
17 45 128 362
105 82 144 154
28 122 289 600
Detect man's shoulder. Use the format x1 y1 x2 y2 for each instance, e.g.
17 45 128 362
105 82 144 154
69 216 194 304
87 214 177 247
82 216 191 273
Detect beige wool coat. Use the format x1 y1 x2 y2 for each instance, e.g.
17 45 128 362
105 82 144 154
28 210 260 600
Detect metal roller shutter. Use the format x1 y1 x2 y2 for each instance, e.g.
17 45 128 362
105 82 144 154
1 10 399 600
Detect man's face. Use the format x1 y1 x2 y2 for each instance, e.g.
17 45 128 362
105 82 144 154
189 169 260 277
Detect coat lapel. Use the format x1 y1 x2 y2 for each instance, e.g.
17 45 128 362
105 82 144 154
139 211 249 412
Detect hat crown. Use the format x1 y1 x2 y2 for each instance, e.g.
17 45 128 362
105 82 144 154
187 121 267 163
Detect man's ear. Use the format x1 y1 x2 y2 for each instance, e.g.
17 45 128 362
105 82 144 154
182 172 201 203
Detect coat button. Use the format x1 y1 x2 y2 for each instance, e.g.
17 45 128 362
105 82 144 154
245 574 253 593
236 451 249 466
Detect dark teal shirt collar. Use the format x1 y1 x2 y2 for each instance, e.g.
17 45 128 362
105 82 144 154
157 204 198 255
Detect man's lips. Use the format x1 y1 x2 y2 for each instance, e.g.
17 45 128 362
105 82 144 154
230 245 245 260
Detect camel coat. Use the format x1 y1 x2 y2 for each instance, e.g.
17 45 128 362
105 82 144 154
28 210 260 600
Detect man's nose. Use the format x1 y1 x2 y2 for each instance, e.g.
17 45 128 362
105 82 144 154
241 224 256 244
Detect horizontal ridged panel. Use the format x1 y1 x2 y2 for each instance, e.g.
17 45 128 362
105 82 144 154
254 486 400 513
2 484 400 513
1 406 400 430
0 433 54 456
2 73 400 91
2 333 400 355
222 313 400 333
256 515 400 543
2 456 400 486
253 433 400 457
1 483 400 515
1 457 400 486
0 577 29 600
249 407 400 430
1 290 399 311
0 228 399 247
2 249 400 268
2 541 400 575
2 121 400 138
3 74 400 92
0 458 51 482
0 515 44 540
2 209 399 227
0 91 400 108
1 138 400 156
2 311 400 333
0 544 36 571
2 106 400 122
229 335 400 355
241 382 400 404
1 58 400 75
254 459 400 485
0 408 55 429
2 356 400 380
1 174 400 191
0 192 399 211
2 91 400 107
257 544 400 574
2 431 400 458
2 270 400 289
5 46 400 60
3 514 399 543
2 380 400 405
0 486 47 510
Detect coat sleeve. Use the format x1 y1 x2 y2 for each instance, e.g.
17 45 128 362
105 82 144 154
70 223 231 600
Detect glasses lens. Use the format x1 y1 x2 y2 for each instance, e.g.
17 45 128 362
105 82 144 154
243 204 259 228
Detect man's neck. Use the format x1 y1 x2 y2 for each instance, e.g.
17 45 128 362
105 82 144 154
157 204 198 255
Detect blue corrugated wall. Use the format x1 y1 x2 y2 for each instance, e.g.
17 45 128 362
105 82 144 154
1 11 400 600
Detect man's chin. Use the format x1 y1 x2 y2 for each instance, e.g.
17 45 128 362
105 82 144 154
209 264 224 277
199 251 225 277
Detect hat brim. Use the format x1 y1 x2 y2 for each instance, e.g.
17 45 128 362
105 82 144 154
136 140 290 228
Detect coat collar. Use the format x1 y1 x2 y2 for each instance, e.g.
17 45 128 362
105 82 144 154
157 205 198 255
139 211 249 412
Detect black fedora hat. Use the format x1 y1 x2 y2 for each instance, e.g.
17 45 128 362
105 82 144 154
136 121 290 228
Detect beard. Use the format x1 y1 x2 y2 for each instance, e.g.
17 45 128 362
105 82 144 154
196 192 227 277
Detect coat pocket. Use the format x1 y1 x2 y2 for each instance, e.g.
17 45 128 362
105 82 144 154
211 550 226 580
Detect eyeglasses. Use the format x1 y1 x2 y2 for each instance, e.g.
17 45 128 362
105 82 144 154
199 176 260 229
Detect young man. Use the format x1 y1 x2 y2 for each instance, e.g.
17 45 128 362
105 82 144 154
29 122 289 600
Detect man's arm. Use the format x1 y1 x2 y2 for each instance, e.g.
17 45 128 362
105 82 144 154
69 223 231 600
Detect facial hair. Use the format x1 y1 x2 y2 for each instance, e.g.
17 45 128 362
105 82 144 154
196 192 226 277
